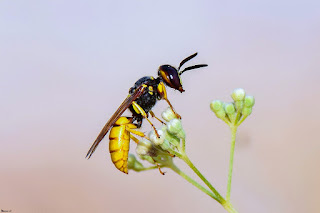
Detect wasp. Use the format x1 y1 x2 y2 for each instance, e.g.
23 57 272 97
86 53 207 174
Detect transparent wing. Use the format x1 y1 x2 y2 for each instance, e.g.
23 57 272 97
86 85 146 159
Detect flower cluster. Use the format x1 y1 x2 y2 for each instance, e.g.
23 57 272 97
128 107 186 173
125 88 255 213
210 88 255 127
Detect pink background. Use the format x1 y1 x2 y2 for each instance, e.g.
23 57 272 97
1 0 319 212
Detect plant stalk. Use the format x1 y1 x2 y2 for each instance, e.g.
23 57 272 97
226 125 237 201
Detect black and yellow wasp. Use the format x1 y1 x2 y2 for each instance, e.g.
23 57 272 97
86 53 207 174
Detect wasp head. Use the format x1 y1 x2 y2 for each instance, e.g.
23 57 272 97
157 53 208 93
158 65 184 92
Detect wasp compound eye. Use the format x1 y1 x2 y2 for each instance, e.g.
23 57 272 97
158 65 184 92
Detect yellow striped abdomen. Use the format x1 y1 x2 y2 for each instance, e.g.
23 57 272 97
109 117 137 174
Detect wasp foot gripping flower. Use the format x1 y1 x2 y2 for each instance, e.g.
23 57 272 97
128 107 187 174
210 88 255 127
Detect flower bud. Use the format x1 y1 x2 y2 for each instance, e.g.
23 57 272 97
231 88 246 101
224 103 235 115
224 103 236 122
149 129 165 145
137 155 154 164
167 119 182 134
127 154 145 171
242 107 252 117
210 100 223 112
161 107 177 122
210 100 227 120
159 139 171 151
136 139 152 156
167 119 185 139
234 101 244 112
244 95 255 108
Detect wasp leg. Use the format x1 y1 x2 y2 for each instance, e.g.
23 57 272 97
167 151 175 157
126 126 145 138
132 101 160 138
149 110 165 125
128 128 151 142
152 158 165 175
130 134 140 144
157 82 181 119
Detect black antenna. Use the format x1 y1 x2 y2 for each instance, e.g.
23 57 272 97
178 52 198 71
178 52 208 75
179 64 208 75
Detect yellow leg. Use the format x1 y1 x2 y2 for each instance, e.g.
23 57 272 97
130 134 140 144
132 101 160 138
157 82 181 119
149 110 165 125
128 126 151 142
164 98 181 119
126 126 145 137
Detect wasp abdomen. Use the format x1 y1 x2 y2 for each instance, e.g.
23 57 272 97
109 117 138 174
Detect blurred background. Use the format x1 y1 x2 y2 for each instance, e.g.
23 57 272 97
1 0 319 212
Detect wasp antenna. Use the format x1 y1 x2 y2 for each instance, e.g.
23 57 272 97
179 64 208 75
178 52 198 71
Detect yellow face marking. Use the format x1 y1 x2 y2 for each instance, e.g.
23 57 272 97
149 91 153 95
159 70 171 86
148 86 153 91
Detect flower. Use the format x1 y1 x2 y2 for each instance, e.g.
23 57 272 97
129 107 186 173
211 88 255 126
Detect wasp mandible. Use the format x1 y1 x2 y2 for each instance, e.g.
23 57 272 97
86 53 207 173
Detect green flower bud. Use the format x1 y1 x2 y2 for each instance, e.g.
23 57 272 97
210 100 223 112
167 119 185 139
210 100 227 120
161 107 177 122
224 103 235 115
216 110 227 119
139 155 155 164
234 101 244 112
225 103 236 122
242 107 252 117
231 88 246 101
244 95 255 108
159 139 171 151
167 119 182 134
128 154 145 171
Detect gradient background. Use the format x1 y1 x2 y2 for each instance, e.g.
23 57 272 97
1 1 319 212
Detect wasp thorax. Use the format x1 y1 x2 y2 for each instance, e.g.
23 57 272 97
158 65 184 92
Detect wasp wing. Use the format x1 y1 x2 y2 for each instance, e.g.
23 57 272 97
86 85 146 159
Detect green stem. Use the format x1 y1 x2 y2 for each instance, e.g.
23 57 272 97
237 115 247 126
169 162 219 202
181 154 224 204
182 138 186 152
226 125 237 201
169 160 238 213
221 201 238 213
139 165 162 171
